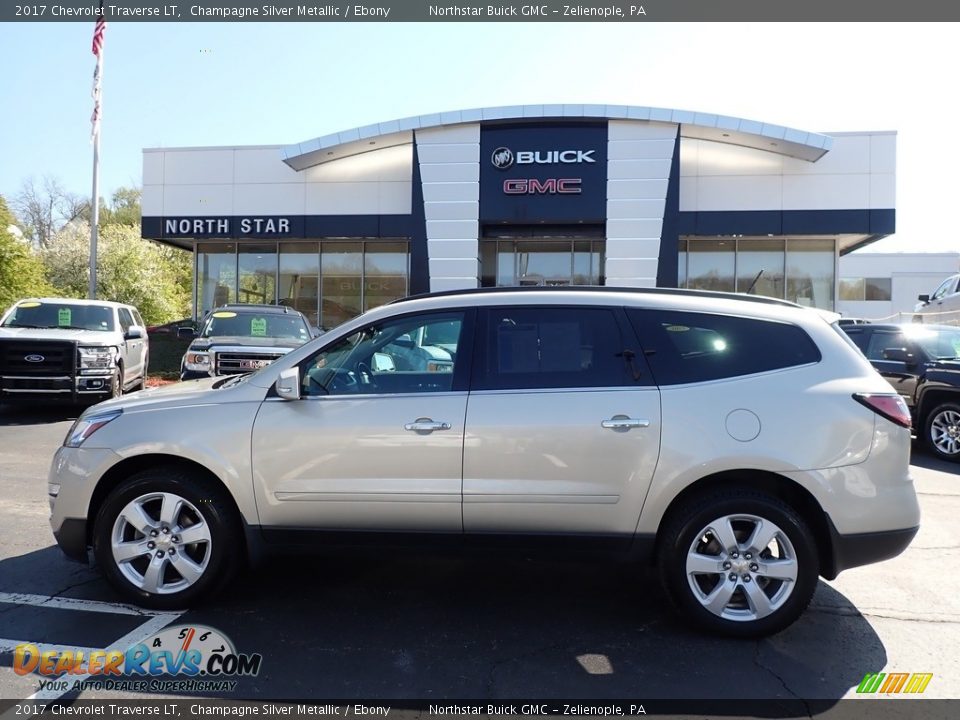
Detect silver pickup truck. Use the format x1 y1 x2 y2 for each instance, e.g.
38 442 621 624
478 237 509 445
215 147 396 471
0 298 149 403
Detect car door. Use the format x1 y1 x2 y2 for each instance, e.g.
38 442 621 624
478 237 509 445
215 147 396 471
865 330 920 407
251 308 474 533
116 307 144 383
462 305 661 539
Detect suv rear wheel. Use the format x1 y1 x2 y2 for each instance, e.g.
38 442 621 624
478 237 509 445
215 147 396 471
658 489 819 637
924 403 960 462
93 467 241 609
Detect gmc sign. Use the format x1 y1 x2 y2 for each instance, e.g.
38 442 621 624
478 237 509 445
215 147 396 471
503 178 582 195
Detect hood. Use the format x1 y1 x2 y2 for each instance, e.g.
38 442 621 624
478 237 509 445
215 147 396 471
86 376 264 415
0 327 119 345
191 336 303 350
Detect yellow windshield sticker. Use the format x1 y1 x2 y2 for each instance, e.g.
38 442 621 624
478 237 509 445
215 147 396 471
250 317 267 337
211 311 237 318
57 308 72 326
18 302 41 308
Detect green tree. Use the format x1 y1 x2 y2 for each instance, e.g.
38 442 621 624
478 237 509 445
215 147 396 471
0 194 53 313
99 187 142 227
43 222 191 325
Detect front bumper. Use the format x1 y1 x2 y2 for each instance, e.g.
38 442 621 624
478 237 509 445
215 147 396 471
826 522 919 579
1 371 116 403
49 446 123 562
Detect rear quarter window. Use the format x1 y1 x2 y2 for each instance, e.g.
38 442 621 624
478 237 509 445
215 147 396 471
626 309 821 385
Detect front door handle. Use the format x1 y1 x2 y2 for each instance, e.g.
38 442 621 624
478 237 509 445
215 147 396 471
404 418 452 433
601 416 650 430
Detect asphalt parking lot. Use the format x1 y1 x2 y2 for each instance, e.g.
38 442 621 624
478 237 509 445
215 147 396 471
0 404 958 705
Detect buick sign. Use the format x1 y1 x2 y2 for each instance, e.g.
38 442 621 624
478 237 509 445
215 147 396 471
491 147 514 169
24 354 45 363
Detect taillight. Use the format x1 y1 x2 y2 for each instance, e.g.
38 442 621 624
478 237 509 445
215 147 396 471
853 393 912 428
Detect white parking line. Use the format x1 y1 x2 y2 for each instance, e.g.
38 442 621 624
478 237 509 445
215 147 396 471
0 591 184 706
0 592 178 617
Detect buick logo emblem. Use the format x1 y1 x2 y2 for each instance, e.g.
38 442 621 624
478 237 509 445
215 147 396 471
24 354 45 363
491 147 514 170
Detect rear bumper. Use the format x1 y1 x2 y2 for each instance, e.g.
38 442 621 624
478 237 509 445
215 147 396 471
825 522 919 579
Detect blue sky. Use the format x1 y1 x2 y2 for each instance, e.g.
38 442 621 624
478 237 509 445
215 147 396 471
0 22 955 252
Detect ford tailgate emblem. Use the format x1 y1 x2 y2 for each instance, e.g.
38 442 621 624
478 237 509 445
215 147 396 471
24 354 45 363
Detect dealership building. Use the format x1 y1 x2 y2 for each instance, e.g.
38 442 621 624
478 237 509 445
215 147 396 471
141 104 896 327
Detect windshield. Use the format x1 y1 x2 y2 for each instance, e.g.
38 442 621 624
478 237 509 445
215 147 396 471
1 302 115 331
201 311 309 341
904 326 960 360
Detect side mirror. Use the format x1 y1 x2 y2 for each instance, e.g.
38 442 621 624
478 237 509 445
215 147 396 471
275 367 301 400
918 294 930 304
125 327 144 340
882 347 916 364
177 326 198 339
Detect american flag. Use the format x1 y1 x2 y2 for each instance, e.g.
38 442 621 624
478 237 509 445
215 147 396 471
91 1 106 140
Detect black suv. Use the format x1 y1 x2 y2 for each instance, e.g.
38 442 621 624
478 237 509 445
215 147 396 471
841 322 960 461
180 304 319 380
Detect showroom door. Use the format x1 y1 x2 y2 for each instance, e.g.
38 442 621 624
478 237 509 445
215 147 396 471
251 309 474 533
462 305 661 540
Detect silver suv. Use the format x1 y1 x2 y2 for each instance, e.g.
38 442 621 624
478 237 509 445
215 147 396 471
48 288 919 636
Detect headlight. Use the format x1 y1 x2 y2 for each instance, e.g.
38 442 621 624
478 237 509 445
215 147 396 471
184 351 211 372
64 409 123 448
79 346 117 372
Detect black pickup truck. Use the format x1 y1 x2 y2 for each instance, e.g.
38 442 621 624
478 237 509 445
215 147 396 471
841 322 960 461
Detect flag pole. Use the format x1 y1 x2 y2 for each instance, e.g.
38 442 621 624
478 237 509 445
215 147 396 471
89 2 106 299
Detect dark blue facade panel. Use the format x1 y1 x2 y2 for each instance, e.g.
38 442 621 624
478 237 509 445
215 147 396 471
679 209 895 236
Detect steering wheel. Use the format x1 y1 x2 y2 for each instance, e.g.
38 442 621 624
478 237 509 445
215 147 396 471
356 361 376 390
326 367 359 393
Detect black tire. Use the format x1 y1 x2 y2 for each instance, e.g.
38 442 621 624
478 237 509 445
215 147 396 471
93 466 242 610
133 355 148 391
923 402 960 462
657 488 819 638
108 366 123 399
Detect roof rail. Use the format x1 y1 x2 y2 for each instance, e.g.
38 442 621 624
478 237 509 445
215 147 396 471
389 285 803 309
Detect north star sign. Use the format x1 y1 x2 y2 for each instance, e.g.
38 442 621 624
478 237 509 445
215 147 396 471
164 217 291 235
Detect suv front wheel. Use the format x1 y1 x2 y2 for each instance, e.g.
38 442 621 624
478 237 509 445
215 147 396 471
658 489 819 637
93 467 241 609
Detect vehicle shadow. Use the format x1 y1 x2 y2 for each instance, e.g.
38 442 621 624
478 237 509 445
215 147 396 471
910 443 960 474
0 546 887 706
0 404 81 427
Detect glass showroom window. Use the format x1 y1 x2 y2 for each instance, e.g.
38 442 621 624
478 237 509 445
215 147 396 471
686 238 736 293
196 243 236 315
736 238 785 298
320 242 363 330
279 242 320 326
480 238 605 287
238 244 278 306
786 239 835 309
364 241 409 312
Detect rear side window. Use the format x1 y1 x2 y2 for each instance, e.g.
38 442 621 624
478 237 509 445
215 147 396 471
626 309 821 385
474 306 634 390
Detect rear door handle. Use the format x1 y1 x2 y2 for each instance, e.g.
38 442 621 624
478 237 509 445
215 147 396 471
404 418 452 432
601 416 650 430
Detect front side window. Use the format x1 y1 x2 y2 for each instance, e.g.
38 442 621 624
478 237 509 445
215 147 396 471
474 307 635 391
931 276 959 301
627 310 821 385
865 332 907 361
301 312 465 397
1 302 116 332
118 308 134 333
